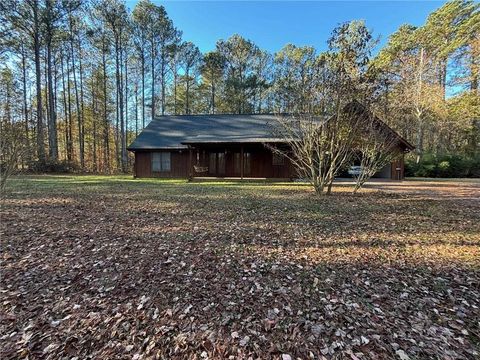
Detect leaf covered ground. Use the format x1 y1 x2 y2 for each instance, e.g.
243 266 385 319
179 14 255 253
1 176 479 359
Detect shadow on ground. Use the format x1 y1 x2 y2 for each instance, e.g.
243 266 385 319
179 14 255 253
1 176 479 359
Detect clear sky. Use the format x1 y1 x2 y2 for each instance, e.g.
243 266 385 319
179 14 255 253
124 0 446 54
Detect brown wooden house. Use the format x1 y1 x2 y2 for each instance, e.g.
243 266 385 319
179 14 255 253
127 111 414 180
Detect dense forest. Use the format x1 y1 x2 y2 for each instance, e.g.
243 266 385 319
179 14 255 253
0 0 479 176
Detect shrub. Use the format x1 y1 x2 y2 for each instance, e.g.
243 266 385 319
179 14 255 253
28 159 80 173
465 157 480 177
438 161 450 171
405 153 480 178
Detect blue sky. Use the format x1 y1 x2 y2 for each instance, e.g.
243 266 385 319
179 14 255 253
124 0 446 54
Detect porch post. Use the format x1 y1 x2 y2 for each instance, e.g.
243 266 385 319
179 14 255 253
188 147 193 181
240 145 244 179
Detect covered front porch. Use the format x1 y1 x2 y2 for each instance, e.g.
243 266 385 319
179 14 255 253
185 142 294 180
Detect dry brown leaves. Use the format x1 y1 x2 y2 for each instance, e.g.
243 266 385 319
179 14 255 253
1 176 479 359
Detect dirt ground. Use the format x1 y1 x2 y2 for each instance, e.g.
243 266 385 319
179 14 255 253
1 176 479 359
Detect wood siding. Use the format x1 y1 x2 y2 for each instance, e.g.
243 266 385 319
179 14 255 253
133 146 404 180
134 151 189 178
390 155 405 180
133 146 295 179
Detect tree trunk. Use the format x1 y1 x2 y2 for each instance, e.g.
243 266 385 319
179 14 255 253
141 52 145 128
173 63 177 114
471 39 479 92
53 51 59 153
439 59 447 100
60 48 72 162
116 34 126 172
161 50 166 115
151 39 155 121
211 80 215 114
45 0 58 161
33 0 46 163
115 65 120 170
326 178 334 195
78 36 85 168
135 81 139 137
415 47 425 157
44 58 49 134
66 48 74 161
92 76 97 172
186 70 190 114
102 37 110 172
238 68 243 114
123 46 128 169
21 44 30 158
69 17 83 169
46 35 58 160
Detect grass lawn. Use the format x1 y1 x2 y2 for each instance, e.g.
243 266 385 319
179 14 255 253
1 175 479 359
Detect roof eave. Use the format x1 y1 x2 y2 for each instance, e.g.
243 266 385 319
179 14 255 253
127 146 188 151
180 139 290 145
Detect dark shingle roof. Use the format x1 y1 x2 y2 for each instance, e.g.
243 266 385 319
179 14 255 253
127 114 286 150
127 107 415 152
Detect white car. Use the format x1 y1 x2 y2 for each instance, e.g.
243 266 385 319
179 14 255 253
348 165 363 176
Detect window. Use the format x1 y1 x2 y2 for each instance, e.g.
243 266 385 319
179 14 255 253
272 153 284 166
152 152 171 172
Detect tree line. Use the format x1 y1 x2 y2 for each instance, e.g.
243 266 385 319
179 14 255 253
0 0 478 175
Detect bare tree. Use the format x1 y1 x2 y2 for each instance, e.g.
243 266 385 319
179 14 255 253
0 121 27 192
271 104 363 195
351 107 404 193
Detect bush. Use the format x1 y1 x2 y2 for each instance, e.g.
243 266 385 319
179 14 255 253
405 153 480 178
28 159 80 173
466 157 480 177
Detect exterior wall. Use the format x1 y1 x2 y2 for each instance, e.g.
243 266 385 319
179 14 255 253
133 146 295 179
193 146 295 178
134 152 151 178
375 163 391 178
134 147 406 180
390 154 405 180
249 150 294 178
134 150 189 178
373 154 405 180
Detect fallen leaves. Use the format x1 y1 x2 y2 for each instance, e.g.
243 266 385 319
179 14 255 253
396 349 410 360
0 176 479 359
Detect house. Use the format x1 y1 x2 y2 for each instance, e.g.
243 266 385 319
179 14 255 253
127 107 414 180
